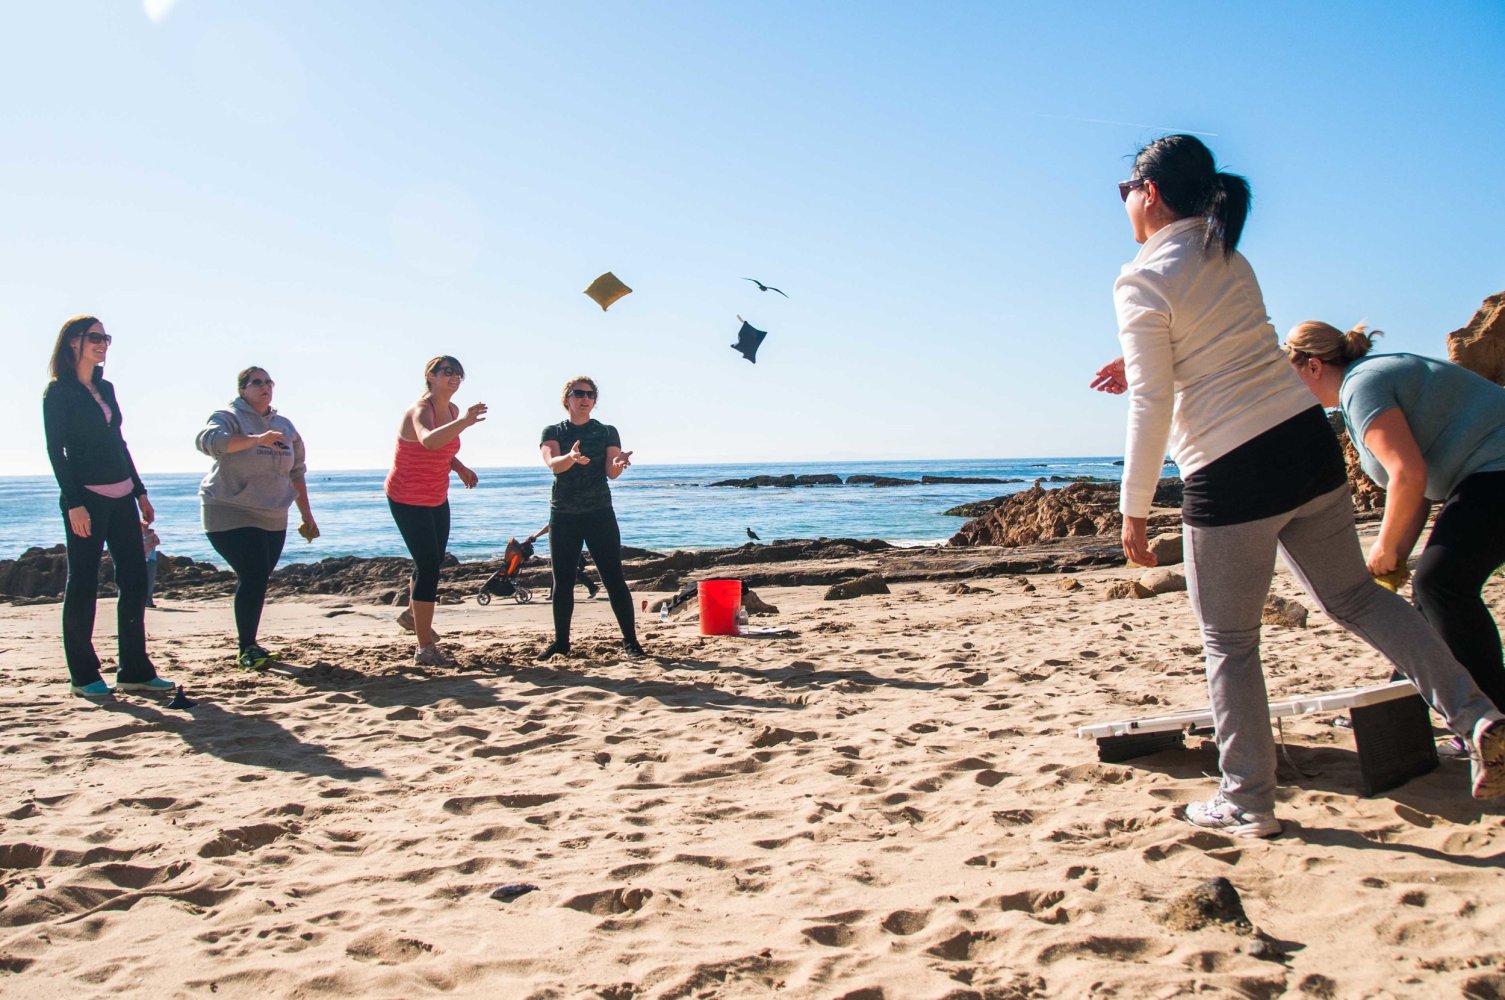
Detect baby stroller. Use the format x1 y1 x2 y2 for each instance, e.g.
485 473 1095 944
476 537 535 605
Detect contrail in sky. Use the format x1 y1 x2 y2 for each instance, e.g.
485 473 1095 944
1022 111 1219 138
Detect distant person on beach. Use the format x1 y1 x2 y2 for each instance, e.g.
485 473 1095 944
537 376 642 659
1093 135 1504 836
527 524 601 600
42 315 173 698
195 366 319 670
386 355 485 667
142 525 160 608
1286 322 1505 722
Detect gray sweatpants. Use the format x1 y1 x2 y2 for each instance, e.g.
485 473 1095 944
1184 484 1500 813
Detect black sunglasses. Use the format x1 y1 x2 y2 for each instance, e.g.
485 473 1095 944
1118 178 1147 202
432 366 464 378
245 378 275 389
73 331 113 346
568 388 597 399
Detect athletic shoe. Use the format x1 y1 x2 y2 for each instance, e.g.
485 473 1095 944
536 641 570 661
396 608 441 640
1471 717 1505 800
414 644 456 667
621 639 646 660
1438 736 1470 760
237 645 273 671
1182 793 1282 839
70 680 114 698
117 677 176 693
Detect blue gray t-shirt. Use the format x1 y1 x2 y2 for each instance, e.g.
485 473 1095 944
1341 352 1505 501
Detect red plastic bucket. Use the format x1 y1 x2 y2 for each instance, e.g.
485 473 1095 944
698 579 742 636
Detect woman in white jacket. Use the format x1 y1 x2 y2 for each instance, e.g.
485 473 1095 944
196 366 318 670
1094 135 1504 836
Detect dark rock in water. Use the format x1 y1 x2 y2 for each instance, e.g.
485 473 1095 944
920 475 1018 485
1159 877 1252 932
847 475 919 487
708 474 843 488
1039 474 1114 483
1112 460 1124 466
824 573 890 600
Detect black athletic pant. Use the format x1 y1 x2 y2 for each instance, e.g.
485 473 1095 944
207 526 287 650
1412 469 1505 712
388 498 450 602
61 491 154 686
549 506 636 646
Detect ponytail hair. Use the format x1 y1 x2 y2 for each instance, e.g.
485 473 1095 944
1131 134 1251 257
1284 321 1381 366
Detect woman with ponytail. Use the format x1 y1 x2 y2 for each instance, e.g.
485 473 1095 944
1092 135 1504 836
1287 321 1505 721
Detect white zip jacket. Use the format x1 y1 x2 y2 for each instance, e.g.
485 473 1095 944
1115 217 1312 518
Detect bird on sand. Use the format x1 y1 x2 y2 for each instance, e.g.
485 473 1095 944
746 528 761 542
741 278 788 298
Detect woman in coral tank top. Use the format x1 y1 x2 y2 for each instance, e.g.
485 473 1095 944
385 355 485 666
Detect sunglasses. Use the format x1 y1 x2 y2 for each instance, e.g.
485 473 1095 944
432 366 464 378
73 331 113 346
1118 178 1147 202
568 388 597 399
245 378 275 389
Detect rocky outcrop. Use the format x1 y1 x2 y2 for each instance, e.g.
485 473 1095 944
708 474 842 488
824 573 890 600
945 477 1182 520
1326 411 1384 516
1104 580 1154 600
0 546 233 602
949 482 1180 548
1446 291 1505 386
920 475 1017 485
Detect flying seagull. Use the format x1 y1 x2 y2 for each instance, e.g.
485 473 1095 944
741 277 788 298
731 317 767 364
746 527 760 542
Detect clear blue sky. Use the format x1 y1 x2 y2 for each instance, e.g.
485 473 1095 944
3 1 1502 475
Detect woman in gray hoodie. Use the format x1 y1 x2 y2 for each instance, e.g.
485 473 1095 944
196 366 318 670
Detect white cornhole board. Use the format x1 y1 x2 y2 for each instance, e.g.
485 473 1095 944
1077 679 1440 796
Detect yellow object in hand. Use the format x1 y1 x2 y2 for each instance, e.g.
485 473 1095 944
298 522 320 543
1374 567 1410 592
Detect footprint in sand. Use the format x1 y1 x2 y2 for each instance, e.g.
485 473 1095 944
801 924 855 947
345 929 437 964
441 792 561 815
197 821 299 859
880 909 931 935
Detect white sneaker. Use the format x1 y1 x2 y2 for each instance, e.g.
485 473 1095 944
1471 717 1505 800
396 608 440 640
1183 793 1281 839
414 644 456 667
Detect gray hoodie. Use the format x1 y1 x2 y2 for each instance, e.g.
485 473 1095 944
196 397 307 532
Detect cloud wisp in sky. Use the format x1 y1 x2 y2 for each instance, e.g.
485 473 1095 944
143 0 181 24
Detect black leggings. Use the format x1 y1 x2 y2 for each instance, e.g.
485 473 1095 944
1412 469 1505 712
549 506 636 646
61 491 153 686
207 526 287 650
389 498 450 602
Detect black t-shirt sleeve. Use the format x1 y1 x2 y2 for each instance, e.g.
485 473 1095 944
606 424 621 450
540 422 562 446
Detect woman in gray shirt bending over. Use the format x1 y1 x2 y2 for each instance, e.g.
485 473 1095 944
196 366 319 670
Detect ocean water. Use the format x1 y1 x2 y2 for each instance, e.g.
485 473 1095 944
1 457 1136 567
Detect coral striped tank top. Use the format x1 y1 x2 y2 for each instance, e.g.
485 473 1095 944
384 402 461 507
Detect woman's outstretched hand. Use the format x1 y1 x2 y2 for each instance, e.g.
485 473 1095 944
1091 357 1128 394
611 451 633 471
464 402 488 426
1121 515 1156 566
568 440 589 465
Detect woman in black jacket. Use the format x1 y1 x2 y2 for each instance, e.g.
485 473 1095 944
43 315 173 698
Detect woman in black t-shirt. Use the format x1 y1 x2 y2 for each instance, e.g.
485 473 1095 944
537 376 642 659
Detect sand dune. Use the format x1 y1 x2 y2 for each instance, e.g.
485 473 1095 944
2 553 1503 998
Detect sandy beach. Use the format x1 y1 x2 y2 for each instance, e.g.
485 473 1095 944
3 539 1504 999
